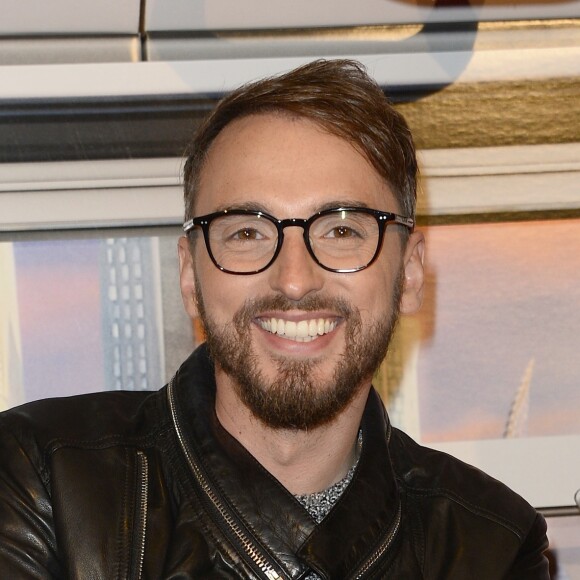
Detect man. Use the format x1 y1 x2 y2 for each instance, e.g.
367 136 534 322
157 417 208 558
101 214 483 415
0 60 548 578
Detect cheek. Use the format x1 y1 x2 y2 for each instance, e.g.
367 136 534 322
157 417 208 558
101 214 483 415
356 267 401 318
195 267 254 322
193 247 226 298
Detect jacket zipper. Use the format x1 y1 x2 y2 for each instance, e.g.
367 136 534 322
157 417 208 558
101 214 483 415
353 502 401 579
134 450 149 580
168 380 286 580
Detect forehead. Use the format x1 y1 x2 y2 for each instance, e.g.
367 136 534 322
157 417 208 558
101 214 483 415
194 113 395 217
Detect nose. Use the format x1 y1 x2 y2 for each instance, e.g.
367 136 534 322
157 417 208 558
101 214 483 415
268 227 324 301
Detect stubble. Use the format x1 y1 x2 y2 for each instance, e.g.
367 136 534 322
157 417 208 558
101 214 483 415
195 276 402 430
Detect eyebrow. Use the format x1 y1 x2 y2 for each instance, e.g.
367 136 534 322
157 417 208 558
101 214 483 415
214 201 268 213
316 200 371 213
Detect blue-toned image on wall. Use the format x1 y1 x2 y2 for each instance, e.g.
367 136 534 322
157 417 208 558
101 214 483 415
1 236 165 409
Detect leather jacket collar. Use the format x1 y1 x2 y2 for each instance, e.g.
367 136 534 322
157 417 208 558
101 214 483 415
169 345 402 578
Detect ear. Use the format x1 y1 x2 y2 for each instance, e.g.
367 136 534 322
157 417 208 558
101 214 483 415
399 231 425 315
177 235 199 319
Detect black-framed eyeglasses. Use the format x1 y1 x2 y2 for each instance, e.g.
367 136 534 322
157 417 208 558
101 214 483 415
183 206 414 275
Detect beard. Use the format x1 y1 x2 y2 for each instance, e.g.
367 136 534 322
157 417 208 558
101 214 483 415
195 273 403 431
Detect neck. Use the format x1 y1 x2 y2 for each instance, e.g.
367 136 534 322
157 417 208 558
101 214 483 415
214 369 370 495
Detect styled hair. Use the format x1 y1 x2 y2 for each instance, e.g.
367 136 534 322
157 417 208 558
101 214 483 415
183 59 417 221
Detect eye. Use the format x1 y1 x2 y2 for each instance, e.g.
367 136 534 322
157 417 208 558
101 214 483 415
214 216 273 244
327 225 360 239
322 222 365 240
231 228 263 241
311 212 376 248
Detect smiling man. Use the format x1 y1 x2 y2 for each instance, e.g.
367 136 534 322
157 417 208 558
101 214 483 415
0 60 549 578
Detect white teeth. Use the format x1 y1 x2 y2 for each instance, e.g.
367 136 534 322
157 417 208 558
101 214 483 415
308 319 317 336
276 320 284 335
297 320 309 338
285 320 297 338
258 316 337 341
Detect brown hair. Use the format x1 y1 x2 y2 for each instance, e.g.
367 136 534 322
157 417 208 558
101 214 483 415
183 59 417 221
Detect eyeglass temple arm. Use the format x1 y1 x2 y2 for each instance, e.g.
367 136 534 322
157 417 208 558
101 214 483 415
393 215 415 230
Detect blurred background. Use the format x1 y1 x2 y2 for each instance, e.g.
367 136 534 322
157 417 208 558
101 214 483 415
0 1 578 575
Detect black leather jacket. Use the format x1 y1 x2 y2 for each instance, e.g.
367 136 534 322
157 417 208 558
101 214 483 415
0 345 549 579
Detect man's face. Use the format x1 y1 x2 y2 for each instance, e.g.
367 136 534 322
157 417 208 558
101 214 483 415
179 113 424 430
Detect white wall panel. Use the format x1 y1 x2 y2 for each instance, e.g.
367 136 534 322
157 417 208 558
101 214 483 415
145 0 580 31
0 158 183 231
1 44 578 100
0 0 140 35
0 38 140 65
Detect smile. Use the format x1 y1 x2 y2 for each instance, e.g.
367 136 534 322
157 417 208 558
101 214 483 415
257 317 338 342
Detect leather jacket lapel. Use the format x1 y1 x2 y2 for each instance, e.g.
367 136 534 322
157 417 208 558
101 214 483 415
297 390 401 578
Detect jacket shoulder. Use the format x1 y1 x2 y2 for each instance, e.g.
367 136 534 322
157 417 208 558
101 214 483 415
389 427 549 577
0 389 168 454
390 427 542 537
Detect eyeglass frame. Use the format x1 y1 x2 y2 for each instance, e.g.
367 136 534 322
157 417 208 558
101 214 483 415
183 206 415 275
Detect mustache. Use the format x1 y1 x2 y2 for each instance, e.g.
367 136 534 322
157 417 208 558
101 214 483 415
233 294 355 327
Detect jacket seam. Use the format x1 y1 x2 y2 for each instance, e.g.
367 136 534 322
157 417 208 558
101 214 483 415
405 485 527 540
0 420 52 494
115 447 132 580
41 425 172 464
